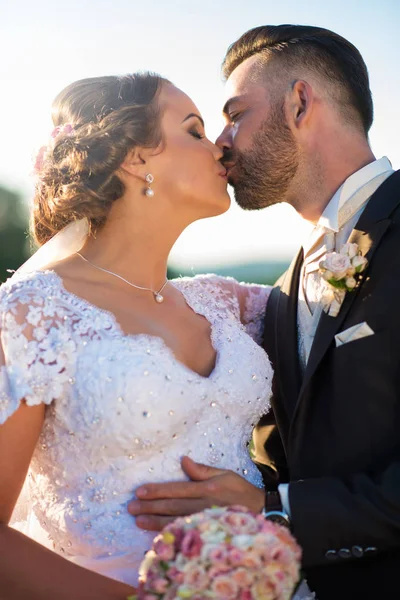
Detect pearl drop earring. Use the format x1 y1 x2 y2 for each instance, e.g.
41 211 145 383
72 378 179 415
145 173 154 197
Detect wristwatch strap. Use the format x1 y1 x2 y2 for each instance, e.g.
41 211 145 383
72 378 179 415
262 490 291 528
264 490 283 512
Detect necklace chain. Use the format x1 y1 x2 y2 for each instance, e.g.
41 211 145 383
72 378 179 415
75 252 168 304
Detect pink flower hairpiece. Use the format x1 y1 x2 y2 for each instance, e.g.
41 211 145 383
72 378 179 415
33 123 75 174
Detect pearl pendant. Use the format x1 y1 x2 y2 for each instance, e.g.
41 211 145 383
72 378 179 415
155 293 164 303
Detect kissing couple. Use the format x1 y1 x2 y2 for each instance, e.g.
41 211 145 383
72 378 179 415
1 24 399 600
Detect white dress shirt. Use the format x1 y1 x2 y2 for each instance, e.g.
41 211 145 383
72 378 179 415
278 157 394 517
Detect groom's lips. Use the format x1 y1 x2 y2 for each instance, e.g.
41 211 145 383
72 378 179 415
223 163 236 183
222 163 235 174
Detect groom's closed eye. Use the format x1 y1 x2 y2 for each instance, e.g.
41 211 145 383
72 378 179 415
229 112 242 124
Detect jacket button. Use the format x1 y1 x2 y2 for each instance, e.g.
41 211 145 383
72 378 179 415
364 546 378 557
325 550 338 561
338 548 351 559
351 546 364 558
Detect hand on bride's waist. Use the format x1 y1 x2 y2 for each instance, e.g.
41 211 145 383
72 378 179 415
128 455 264 531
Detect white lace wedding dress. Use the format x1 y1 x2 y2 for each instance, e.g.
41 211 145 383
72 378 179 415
0 270 273 586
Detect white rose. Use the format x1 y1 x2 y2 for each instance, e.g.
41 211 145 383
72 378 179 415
345 276 357 289
325 289 346 317
324 252 351 280
231 534 253 550
322 270 334 282
352 255 368 273
340 243 358 259
346 266 356 277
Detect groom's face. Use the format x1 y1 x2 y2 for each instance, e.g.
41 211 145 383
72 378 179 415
216 55 299 210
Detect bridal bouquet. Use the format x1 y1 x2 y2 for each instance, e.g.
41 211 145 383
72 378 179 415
131 505 301 600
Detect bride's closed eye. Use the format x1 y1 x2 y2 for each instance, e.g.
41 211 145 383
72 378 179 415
189 129 205 140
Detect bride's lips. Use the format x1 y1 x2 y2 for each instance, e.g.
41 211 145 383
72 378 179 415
222 163 235 175
222 163 236 183
218 168 228 180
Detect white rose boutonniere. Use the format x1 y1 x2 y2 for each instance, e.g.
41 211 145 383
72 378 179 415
319 243 368 317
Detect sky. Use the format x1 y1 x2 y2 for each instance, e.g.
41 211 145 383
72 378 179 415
1 0 399 268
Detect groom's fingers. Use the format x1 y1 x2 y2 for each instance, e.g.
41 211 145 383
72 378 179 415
128 497 212 518
135 479 216 500
135 514 175 531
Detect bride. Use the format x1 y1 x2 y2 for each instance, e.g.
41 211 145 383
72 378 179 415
0 73 273 598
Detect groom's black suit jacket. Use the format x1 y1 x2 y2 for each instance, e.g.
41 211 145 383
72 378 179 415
255 171 400 600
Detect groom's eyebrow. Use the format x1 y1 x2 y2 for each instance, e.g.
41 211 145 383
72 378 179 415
181 113 205 127
222 96 242 116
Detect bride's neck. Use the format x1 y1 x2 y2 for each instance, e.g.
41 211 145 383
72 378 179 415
81 210 182 290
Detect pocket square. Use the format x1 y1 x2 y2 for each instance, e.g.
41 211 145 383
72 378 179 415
335 322 374 347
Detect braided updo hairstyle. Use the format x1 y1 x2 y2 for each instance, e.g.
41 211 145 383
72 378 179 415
32 73 165 246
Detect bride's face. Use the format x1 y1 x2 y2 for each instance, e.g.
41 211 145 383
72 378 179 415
149 84 230 221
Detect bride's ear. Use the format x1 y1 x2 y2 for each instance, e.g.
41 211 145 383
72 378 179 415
119 147 149 179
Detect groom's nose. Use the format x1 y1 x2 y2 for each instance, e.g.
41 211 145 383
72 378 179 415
215 126 232 152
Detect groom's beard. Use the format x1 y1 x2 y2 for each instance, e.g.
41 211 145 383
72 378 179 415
227 103 299 211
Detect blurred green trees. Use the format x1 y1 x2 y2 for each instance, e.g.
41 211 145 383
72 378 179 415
0 182 288 286
0 185 30 282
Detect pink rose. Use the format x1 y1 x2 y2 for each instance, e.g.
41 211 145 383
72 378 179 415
181 529 203 558
208 564 232 579
241 550 262 569
33 145 48 173
228 546 245 566
151 578 169 594
229 505 252 513
231 567 255 588
221 512 258 535
183 564 210 590
153 538 175 561
163 586 179 600
251 578 277 600
211 574 239 599
209 546 229 563
166 566 184 584
165 524 185 551
50 123 74 139
323 252 351 280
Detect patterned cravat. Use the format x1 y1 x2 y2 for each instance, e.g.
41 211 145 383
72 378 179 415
302 171 392 315
298 170 393 369
302 226 335 315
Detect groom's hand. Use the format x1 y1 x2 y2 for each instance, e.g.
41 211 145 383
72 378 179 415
128 456 265 531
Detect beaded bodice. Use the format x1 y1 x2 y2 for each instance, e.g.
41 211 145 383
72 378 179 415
0 271 272 585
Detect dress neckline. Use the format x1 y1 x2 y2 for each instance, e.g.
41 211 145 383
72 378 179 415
33 270 220 381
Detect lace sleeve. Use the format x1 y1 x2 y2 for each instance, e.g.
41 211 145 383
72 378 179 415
0 283 75 425
186 274 270 346
234 282 271 346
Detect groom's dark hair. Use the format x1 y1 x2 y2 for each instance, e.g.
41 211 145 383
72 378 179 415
222 25 373 134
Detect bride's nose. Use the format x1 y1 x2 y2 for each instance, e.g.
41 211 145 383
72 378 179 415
209 140 224 162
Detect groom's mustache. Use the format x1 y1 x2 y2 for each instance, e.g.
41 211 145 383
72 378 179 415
220 149 237 169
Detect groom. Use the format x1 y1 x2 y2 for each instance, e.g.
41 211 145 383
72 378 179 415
129 25 400 599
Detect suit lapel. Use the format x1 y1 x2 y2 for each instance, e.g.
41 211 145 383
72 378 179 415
275 249 303 417
290 170 400 428
299 220 391 397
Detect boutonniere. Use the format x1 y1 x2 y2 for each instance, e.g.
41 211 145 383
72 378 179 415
319 243 368 317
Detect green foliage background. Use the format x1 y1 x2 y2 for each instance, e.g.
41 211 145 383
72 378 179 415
0 185 30 283
0 183 288 286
